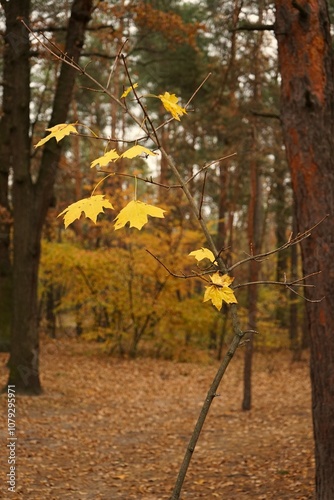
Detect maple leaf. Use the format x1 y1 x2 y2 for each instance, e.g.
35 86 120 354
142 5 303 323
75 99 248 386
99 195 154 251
34 123 78 148
203 272 237 310
189 247 217 265
158 92 187 121
121 83 138 98
121 145 157 159
209 272 234 287
90 149 120 168
114 200 166 230
58 195 114 228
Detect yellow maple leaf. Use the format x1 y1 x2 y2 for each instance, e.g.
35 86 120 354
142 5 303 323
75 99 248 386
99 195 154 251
209 272 234 287
34 123 78 148
121 83 138 98
90 149 120 168
58 195 114 228
158 92 187 121
114 200 166 230
121 145 157 159
203 272 237 310
189 247 217 264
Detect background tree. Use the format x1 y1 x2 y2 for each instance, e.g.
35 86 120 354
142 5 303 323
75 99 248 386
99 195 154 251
0 0 93 393
274 0 334 497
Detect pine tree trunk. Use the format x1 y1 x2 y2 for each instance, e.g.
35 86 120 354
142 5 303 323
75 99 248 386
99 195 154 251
275 0 334 497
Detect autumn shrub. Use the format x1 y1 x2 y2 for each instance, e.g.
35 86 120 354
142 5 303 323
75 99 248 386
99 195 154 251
39 221 225 358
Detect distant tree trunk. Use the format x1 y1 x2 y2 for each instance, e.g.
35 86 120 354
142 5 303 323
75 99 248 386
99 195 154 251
242 128 262 411
2 0 93 393
273 151 290 328
242 1 264 410
275 0 334 497
274 158 289 282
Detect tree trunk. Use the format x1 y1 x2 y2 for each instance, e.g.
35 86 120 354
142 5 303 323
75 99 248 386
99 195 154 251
242 1 264 410
242 128 263 411
0 9 13 351
275 0 334 497
3 0 93 393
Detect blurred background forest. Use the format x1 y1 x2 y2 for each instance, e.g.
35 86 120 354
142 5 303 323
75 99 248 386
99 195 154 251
1 0 321 360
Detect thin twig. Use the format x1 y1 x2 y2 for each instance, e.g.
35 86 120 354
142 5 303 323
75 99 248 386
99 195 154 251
287 285 324 303
106 38 128 89
185 73 212 108
228 215 328 272
145 249 211 280
121 54 160 147
198 171 207 220
233 271 322 290
99 170 181 190
185 153 237 185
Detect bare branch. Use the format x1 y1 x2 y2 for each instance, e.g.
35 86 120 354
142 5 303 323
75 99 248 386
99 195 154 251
185 73 211 109
106 38 128 90
250 109 280 120
233 279 315 290
229 215 328 272
198 171 207 220
99 170 181 190
231 22 275 32
185 153 237 185
291 0 310 18
145 249 211 281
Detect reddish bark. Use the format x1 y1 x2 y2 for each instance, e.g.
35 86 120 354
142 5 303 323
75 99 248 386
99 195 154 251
275 0 334 497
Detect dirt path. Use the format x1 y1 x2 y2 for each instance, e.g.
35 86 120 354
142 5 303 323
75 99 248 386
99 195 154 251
1 339 315 499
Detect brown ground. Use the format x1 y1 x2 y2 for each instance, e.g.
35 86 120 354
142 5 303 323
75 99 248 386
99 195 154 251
0 338 315 499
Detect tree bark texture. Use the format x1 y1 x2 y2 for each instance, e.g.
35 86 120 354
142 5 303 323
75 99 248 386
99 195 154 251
0 1 16 350
275 0 334 497
2 0 93 393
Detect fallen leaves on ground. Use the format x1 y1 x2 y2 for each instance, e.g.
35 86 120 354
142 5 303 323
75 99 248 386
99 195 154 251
0 339 315 499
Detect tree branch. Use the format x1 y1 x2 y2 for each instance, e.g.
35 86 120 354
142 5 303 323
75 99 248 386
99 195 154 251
228 215 328 272
231 23 275 32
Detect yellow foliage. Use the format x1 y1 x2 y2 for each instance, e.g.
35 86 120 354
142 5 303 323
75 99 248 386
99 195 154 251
157 92 187 121
189 247 217 264
121 83 138 98
114 200 166 230
34 123 78 148
203 272 237 310
90 149 120 168
121 145 157 159
39 223 223 357
58 195 114 228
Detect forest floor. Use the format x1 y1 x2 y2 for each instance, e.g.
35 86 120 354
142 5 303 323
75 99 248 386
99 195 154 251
0 337 315 500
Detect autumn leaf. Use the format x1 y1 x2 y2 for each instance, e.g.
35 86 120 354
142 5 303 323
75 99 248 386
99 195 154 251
121 145 157 159
90 149 120 168
114 200 166 230
210 272 234 288
58 195 114 228
121 83 138 98
34 123 78 148
189 247 217 265
158 92 187 121
203 272 237 310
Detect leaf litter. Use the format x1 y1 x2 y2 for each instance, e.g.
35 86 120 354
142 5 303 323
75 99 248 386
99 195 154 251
0 338 315 499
